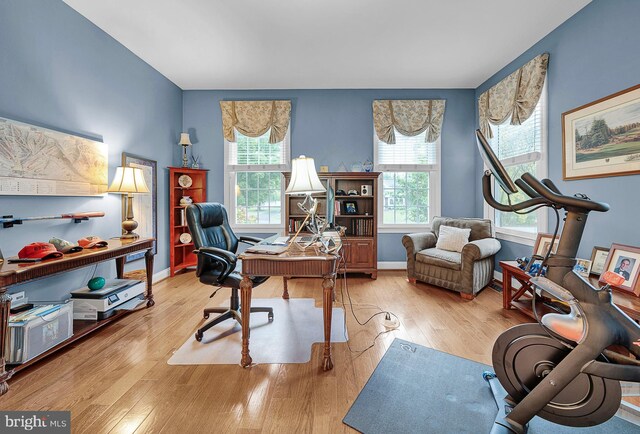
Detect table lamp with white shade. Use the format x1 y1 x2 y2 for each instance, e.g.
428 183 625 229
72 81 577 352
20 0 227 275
108 166 150 239
179 132 192 168
285 155 330 249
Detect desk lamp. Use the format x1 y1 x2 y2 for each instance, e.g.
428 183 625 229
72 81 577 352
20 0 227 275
179 132 192 168
285 155 330 250
108 166 150 239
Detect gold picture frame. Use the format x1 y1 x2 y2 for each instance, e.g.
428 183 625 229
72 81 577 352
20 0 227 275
562 83 640 180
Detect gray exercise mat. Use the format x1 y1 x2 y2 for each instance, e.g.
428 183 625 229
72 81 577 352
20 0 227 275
343 338 639 434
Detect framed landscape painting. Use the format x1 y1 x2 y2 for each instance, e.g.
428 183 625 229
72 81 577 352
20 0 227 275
562 84 640 180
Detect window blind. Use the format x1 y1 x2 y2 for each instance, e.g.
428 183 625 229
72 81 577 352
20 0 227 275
377 130 438 171
227 129 290 171
490 101 543 167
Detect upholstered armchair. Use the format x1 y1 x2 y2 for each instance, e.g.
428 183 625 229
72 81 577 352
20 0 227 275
402 217 501 299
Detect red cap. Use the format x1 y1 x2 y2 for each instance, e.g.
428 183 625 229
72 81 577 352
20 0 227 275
18 242 63 260
78 236 108 248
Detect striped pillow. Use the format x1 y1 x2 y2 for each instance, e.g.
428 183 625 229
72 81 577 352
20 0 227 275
436 225 471 253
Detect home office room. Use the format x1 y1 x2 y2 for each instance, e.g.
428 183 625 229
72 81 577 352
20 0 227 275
1 1 640 433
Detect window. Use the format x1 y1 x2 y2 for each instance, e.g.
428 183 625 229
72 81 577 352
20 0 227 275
375 130 440 229
224 129 290 228
484 85 547 242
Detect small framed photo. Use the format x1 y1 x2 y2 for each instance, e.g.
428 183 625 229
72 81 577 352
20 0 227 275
533 233 559 257
599 244 640 295
589 246 610 276
319 165 329 173
573 258 592 278
343 201 358 215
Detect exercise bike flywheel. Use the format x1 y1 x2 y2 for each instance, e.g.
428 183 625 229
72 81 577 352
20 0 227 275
492 323 621 427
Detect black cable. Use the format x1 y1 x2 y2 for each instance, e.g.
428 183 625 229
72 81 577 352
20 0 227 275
334 249 401 355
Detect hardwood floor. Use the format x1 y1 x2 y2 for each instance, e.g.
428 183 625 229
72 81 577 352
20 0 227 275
3 271 530 433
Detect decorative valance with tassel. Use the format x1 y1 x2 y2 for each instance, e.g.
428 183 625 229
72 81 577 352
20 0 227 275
478 53 549 138
373 99 446 144
220 100 291 144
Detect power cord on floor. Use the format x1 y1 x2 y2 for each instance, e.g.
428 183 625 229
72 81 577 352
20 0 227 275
334 251 401 356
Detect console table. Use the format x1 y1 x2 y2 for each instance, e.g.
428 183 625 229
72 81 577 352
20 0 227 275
0 237 155 395
500 260 640 321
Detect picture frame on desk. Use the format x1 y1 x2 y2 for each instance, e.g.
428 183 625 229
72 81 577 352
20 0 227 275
533 233 559 257
599 243 640 296
589 246 610 276
122 153 157 262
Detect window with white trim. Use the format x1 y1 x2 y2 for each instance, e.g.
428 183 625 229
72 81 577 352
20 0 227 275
374 130 440 228
224 129 289 228
484 85 548 240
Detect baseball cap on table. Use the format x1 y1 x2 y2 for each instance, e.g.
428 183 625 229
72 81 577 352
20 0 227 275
18 242 63 260
78 236 108 248
49 237 84 254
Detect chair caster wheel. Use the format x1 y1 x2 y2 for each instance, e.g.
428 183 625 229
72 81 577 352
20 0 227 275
195 331 203 342
204 314 209 320
268 314 274 322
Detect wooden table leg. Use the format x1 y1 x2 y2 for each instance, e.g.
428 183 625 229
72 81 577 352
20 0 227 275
115 256 125 280
502 268 512 310
322 275 335 371
145 249 155 307
0 288 14 395
240 276 253 368
282 277 290 299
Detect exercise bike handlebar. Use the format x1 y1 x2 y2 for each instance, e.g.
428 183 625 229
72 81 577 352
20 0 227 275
520 173 610 212
482 171 610 214
482 173 548 212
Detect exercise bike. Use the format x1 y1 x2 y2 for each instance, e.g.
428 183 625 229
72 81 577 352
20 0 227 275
476 129 640 434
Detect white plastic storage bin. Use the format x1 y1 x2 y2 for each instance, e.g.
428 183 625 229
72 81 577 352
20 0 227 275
6 302 73 364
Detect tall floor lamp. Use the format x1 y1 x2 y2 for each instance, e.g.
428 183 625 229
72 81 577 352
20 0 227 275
108 166 150 239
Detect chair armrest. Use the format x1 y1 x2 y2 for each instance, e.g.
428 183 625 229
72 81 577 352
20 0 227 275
239 235 263 245
462 238 502 261
402 232 437 256
194 246 238 282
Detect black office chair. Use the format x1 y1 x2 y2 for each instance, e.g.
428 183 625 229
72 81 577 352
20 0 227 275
186 202 274 342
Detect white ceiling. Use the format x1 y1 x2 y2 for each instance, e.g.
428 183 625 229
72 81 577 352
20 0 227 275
63 0 590 90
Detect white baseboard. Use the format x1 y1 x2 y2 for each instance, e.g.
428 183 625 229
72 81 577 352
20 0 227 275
153 267 170 283
378 261 407 270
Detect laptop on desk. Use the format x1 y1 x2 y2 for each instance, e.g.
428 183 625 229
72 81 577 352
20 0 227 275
244 245 288 255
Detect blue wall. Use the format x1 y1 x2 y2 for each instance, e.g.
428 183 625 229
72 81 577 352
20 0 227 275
0 1 182 299
475 0 640 267
182 89 477 261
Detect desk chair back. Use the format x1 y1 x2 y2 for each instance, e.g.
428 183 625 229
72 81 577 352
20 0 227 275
186 203 239 254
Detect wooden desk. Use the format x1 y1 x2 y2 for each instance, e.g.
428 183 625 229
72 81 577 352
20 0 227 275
238 247 340 371
0 238 155 395
500 260 640 321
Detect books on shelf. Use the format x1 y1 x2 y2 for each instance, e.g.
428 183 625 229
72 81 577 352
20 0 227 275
288 218 307 233
349 218 373 237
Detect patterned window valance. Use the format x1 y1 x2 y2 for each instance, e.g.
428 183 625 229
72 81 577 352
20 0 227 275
373 99 446 144
478 53 549 138
220 100 291 144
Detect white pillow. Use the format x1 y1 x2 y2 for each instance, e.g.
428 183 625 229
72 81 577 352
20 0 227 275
436 225 471 253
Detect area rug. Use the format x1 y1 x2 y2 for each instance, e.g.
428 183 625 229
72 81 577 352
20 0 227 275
168 298 346 365
343 338 639 434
